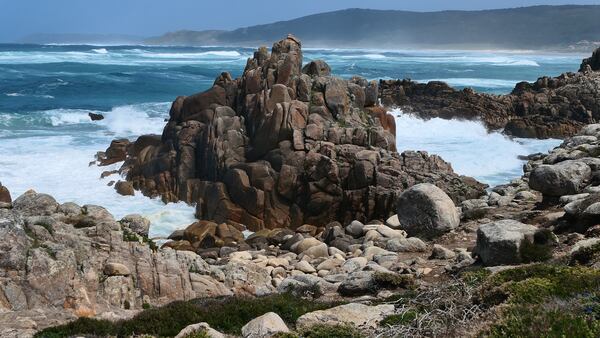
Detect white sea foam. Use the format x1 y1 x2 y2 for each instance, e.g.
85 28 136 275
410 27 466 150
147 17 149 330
92 48 109 54
5 92 25 97
394 111 561 187
0 103 194 238
99 105 167 136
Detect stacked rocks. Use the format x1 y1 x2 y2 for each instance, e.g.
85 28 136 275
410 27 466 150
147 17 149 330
110 35 485 231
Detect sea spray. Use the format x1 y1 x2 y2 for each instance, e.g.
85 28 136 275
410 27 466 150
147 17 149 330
394 111 562 187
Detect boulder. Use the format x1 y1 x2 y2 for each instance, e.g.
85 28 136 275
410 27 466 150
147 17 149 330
396 183 460 238
475 220 538 266
345 220 365 238
175 322 225 338
115 181 135 196
430 244 456 260
293 237 323 254
529 160 591 197
296 303 395 330
386 237 427 252
302 60 331 77
241 312 290 338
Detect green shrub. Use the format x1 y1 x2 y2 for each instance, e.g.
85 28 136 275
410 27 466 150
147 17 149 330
486 303 600 338
477 264 600 337
35 293 339 337
380 310 418 326
301 324 363 338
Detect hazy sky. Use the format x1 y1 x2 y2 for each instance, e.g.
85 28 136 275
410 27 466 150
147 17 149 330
1 0 599 42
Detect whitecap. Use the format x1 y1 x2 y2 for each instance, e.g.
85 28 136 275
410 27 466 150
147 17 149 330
99 103 168 136
5 92 25 97
92 48 109 54
394 111 561 187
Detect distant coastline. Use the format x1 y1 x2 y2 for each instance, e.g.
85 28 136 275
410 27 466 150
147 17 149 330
13 5 600 52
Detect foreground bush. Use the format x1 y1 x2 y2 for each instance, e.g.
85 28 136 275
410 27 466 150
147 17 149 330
479 264 600 337
35 293 339 337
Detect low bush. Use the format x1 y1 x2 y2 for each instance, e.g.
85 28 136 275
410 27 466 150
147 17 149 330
35 293 339 337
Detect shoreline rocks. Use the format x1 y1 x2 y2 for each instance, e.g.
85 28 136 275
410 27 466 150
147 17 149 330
379 47 600 139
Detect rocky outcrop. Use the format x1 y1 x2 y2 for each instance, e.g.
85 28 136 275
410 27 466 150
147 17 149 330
113 35 486 231
380 48 600 139
580 47 600 72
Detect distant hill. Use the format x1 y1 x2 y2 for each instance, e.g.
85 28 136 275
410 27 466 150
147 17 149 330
146 5 600 50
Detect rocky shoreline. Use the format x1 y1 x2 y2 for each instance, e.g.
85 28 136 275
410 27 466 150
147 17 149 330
380 48 600 139
2 40 600 337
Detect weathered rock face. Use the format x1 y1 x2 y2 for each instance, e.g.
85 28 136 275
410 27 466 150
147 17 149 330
0 190 279 336
380 48 600 139
115 35 486 231
396 183 460 239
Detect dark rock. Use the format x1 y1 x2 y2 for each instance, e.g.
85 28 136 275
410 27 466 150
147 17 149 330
88 112 104 121
0 182 11 203
580 47 600 72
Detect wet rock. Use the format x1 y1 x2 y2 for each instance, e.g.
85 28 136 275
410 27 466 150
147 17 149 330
396 183 460 238
88 112 105 121
115 181 135 196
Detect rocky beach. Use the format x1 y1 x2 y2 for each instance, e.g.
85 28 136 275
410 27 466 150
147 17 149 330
2 35 600 338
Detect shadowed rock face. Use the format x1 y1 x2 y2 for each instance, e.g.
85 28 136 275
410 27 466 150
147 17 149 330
580 47 600 72
113 35 486 231
380 48 600 139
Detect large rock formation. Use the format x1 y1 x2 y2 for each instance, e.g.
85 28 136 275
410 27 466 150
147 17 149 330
113 35 486 231
380 47 600 139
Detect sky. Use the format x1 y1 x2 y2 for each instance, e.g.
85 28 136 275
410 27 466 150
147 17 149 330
1 0 599 42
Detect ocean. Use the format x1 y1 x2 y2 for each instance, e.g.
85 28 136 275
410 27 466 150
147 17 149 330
0 44 582 237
